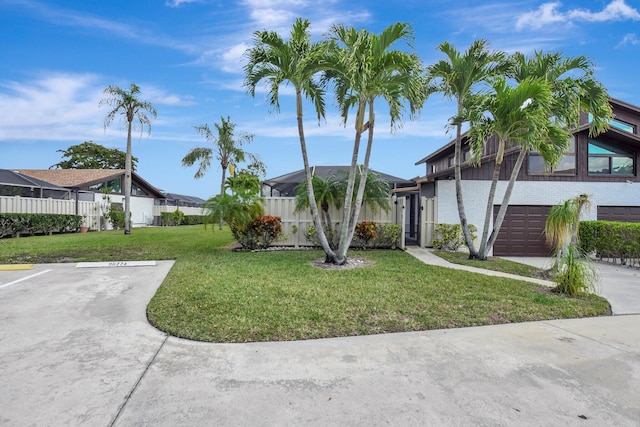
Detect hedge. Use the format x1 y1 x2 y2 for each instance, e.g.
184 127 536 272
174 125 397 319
580 220 640 266
0 213 83 238
160 211 205 226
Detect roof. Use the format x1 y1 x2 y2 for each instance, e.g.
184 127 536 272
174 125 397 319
161 192 207 205
0 169 69 191
262 165 414 197
17 169 126 187
17 169 165 198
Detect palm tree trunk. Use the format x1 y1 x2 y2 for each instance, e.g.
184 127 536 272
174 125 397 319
454 108 476 256
124 120 133 235
336 100 366 264
485 147 528 254
219 165 226 230
344 102 375 248
296 90 336 262
477 149 503 259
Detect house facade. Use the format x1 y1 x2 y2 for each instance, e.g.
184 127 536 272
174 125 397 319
412 98 640 256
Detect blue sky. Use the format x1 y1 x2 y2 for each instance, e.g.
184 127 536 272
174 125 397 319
1 0 640 199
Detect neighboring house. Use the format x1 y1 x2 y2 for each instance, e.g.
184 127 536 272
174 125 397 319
262 165 415 196
411 97 640 256
0 169 72 199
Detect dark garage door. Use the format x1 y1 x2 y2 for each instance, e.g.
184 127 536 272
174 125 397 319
597 206 640 222
493 205 553 257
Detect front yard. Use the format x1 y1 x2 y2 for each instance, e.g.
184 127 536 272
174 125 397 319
0 226 611 342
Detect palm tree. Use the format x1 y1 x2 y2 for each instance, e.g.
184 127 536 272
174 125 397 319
100 83 157 235
182 116 259 197
182 116 261 229
426 40 508 256
472 51 613 258
326 22 426 264
295 174 343 232
467 76 568 259
244 18 337 262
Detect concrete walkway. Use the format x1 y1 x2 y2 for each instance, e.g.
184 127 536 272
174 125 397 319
404 247 640 316
1 260 639 426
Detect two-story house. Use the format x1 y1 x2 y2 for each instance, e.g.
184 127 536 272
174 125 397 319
412 98 640 256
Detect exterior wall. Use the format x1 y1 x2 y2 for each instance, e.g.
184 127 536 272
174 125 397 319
93 193 156 227
435 179 640 252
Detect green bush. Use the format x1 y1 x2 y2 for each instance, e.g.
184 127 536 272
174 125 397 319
371 224 402 249
0 213 82 238
305 224 339 250
432 223 477 251
551 245 598 296
235 215 283 250
580 220 640 266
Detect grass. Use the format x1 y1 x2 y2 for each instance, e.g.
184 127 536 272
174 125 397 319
431 250 549 279
0 226 610 343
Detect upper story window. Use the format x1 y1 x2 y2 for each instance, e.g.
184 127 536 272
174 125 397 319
89 177 122 193
588 139 635 175
131 183 149 197
588 113 636 134
447 155 454 168
528 138 576 175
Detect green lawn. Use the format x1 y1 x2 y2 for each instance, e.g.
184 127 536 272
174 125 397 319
0 226 610 342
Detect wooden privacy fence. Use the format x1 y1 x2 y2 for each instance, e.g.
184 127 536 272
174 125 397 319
264 197 398 247
0 196 101 229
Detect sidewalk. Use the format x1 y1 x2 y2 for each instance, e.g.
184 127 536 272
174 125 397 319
405 246 554 287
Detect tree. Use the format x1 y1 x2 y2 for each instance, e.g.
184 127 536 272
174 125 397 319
182 116 261 197
182 116 262 229
467 76 568 259
469 51 613 259
244 18 337 262
50 141 138 170
325 22 426 264
100 83 156 235
426 39 508 257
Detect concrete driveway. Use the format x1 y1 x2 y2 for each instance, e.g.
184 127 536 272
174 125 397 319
1 261 639 426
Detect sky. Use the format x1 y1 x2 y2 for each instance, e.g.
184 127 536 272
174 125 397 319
1 0 640 199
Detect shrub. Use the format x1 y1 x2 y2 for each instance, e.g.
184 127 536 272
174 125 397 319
305 224 339 250
580 220 640 266
371 224 402 249
551 245 598 296
0 213 82 238
432 223 477 251
235 215 283 250
354 221 378 249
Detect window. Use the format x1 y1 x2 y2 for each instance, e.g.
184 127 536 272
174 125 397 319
588 139 634 175
131 183 149 196
588 113 636 134
528 138 576 175
447 155 454 168
89 178 122 193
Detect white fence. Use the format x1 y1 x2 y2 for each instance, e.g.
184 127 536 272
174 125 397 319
152 206 204 217
0 196 101 229
264 197 398 247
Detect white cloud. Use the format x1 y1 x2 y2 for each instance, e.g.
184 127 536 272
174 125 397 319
165 0 203 7
617 33 640 47
516 0 640 30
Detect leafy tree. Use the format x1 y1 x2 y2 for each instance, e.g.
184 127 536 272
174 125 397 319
50 141 138 170
244 18 337 262
426 39 508 257
325 22 426 264
100 83 156 235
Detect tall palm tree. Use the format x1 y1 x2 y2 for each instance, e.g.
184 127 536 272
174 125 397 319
326 22 426 264
426 40 508 256
100 83 156 235
244 18 337 262
182 116 260 229
471 51 613 258
182 116 258 197
467 76 568 259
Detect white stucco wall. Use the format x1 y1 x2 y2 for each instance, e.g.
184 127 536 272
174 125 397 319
436 179 640 238
93 193 155 227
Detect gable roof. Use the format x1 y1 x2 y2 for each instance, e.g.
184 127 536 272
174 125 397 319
17 169 165 198
263 165 414 197
0 169 69 191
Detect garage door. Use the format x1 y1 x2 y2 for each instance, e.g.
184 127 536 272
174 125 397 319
493 205 553 257
597 206 640 222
